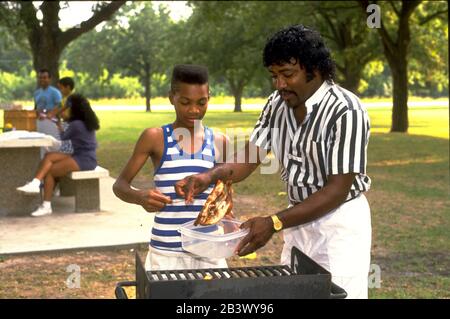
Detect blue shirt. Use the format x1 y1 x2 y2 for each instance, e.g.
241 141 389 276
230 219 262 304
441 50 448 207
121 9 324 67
34 86 62 111
60 120 97 159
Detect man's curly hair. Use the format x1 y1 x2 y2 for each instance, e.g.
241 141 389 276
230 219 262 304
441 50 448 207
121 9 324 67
263 25 336 83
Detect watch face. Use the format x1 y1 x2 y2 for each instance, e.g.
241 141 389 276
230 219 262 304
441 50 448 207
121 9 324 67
274 221 282 231
271 215 283 231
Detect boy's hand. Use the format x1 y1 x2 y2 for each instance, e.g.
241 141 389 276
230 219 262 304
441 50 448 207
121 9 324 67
174 173 212 204
137 188 172 212
55 120 63 132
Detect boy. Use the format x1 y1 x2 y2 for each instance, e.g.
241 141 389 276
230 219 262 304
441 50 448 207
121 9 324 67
113 64 229 271
55 76 75 121
55 76 75 154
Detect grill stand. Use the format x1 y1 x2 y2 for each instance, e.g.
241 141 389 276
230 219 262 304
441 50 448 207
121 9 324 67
115 247 347 299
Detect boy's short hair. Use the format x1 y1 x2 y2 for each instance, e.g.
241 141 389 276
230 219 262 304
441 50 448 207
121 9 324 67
58 77 75 90
170 64 209 92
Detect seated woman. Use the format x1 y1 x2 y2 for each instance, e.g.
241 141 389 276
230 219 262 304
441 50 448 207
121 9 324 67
16 93 100 217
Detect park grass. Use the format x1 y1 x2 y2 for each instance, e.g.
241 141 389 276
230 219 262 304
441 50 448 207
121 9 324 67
10 95 449 108
93 102 449 299
1 99 448 298
369 106 449 139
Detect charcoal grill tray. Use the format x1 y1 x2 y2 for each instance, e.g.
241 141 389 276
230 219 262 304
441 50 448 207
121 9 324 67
116 247 347 299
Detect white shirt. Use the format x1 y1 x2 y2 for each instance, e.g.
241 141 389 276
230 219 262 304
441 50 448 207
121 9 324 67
250 81 371 203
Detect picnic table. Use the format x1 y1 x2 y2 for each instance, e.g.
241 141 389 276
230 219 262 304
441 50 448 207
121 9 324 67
0 131 53 216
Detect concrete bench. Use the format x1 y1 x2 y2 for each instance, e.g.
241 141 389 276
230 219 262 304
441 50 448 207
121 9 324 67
59 166 109 212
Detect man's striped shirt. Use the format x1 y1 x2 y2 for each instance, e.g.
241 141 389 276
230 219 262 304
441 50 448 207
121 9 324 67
250 81 371 204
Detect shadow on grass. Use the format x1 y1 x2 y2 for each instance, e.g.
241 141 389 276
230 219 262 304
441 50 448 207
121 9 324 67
368 133 449 199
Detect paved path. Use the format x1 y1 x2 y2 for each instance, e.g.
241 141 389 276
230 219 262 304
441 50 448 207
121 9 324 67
0 177 153 255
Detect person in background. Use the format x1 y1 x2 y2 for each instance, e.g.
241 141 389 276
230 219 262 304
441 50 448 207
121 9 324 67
56 77 75 121
56 77 75 154
17 94 100 217
33 69 62 157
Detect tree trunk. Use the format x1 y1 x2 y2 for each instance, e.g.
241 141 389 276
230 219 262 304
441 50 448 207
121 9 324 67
11 1 125 87
26 1 62 86
360 0 421 133
233 90 242 113
340 66 362 94
229 79 244 112
32 44 61 86
389 55 409 132
144 62 151 112
381 15 412 133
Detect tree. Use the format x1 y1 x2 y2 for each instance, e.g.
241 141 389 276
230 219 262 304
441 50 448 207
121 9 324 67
0 1 125 85
112 3 174 112
183 1 269 112
408 1 448 97
307 2 382 94
360 0 448 132
0 25 31 73
183 1 385 110
63 22 120 79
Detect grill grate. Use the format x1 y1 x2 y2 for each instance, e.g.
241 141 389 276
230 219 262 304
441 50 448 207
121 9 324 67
147 265 294 281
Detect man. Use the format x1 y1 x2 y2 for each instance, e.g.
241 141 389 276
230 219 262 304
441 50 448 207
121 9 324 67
113 65 230 271
34 69 62 157
175 25 372 298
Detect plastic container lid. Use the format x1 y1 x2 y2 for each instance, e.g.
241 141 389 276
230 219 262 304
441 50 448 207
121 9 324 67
178 219 249 241
178 219 250 259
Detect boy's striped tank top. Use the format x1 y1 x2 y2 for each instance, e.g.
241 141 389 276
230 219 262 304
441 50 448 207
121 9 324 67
150 123 216 253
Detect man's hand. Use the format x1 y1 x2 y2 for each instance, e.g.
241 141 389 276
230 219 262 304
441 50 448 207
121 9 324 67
235 216 275 256
136 188 172 212
47 108 61 120
174 172 212 204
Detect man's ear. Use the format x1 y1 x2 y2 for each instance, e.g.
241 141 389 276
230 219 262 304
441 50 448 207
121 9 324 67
169 91 175 105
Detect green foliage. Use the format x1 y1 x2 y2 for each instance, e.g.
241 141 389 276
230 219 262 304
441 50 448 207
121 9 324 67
408 1 448 97
0 25 32 74
0 70 35 102
182 2 261 86
63 27 118 78
62 2 176 103
1 1 448 101
304 1 383 93
112 3 174 78
360 60 393 97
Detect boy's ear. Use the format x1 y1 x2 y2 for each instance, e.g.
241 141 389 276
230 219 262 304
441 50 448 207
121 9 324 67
169 90 174 105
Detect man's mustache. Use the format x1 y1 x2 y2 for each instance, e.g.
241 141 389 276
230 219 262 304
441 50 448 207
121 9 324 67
279 90 296 96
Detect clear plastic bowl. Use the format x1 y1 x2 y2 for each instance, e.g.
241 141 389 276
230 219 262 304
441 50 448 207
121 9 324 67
178 219 249 259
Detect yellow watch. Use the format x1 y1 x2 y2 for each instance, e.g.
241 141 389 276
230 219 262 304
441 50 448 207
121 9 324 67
271 215 283 232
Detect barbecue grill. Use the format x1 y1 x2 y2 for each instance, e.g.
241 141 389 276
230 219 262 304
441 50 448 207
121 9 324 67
115 247 347 299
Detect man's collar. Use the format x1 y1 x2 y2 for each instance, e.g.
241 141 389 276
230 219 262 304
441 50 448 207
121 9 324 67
305 80 333 113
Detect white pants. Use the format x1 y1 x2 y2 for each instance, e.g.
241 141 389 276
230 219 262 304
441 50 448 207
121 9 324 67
145 246 228 271
281 194 372 299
